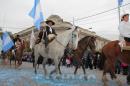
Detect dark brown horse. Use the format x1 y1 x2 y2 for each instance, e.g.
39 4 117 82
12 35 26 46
58 36 96 79
101 40 130 86
15 39 25 68
72 36 96 77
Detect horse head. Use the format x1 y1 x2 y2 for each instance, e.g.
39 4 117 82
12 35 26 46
83 36 96 53
70 26 79 50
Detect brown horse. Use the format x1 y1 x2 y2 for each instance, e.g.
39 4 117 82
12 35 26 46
15 39 25 68
101 40 130 86
58 36 96 79
72 36 96 77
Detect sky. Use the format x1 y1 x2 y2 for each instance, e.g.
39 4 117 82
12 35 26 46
0 0 130 40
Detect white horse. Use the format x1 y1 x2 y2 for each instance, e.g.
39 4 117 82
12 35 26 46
34 27 79 76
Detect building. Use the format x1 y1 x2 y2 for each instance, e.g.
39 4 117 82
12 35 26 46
15 15 109 51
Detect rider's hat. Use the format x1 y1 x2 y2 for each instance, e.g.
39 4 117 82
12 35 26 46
16 34 20 38
45 20 55 25
121 13 129 21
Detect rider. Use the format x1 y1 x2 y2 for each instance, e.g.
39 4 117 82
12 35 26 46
14 34 24 66
15 35 22 48
43 20 57 47
35 26 44 44
118 13 130 47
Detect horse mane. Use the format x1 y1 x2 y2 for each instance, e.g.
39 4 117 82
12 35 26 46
78 36 91 50
56 28 74 47
73 36 92 60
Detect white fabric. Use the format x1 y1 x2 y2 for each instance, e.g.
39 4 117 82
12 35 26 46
48 34 55 40
46 24 52 33
0 38 2 54
69 30 79 49
118 21 130 38
118 40 126 48
30 30 36 49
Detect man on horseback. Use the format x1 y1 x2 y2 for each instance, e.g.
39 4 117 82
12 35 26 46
37 20 57 47
14 35 25 67
118 13 130 48
43 20 57 47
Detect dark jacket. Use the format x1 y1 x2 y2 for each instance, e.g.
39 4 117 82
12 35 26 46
38 30 43 39
43 26 57 39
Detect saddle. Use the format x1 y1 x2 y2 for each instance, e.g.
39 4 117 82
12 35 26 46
122 41 130 50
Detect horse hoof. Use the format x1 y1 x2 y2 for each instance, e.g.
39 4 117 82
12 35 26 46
45 76 50 79
127 82 130 85
103 83 108 86
115 79 122 86
84 76 88 80
34 70 37 74
55 74 61 80
102 76 108 82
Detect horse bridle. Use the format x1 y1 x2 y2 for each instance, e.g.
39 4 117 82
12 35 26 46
86 36 93 49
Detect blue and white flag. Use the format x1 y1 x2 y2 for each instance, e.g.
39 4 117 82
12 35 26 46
29 0 44 29
118 0 123 6
0 37 2 54
30 30 36 49
2 32 14 52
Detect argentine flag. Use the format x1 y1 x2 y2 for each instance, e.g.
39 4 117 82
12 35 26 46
0 37 2 54
29 0 44 30
118 0 123 6
2 32 14 52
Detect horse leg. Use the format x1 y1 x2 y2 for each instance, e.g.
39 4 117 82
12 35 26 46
34 54 39 74
51 58 61 79
58 57 63 74
14 54 17 69
17 56 21 67
19 52 23 66
74 66 78 75
10 57 11 68
127 65 130 85
81 63 87 80
42 57 48 76
110 63 122 86
102 60 109 86
32 50 35 68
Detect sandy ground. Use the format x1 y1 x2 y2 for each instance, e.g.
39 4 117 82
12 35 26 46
0 61 129 86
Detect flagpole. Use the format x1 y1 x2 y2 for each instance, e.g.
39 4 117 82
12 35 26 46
117 0 123 24
118 4 121 24
73 17 75 27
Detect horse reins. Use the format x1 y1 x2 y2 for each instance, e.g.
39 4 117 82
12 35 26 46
55 39 66 48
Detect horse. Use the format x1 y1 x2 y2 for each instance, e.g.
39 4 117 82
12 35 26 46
15 39 25 68
100 40 130 86
34 27 79 77
58 36 96 79
72 36 96 78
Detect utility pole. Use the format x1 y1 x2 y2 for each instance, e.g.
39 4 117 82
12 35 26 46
118 4 121 24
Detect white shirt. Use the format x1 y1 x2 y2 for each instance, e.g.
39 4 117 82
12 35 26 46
118 21 130 38
46 24 52 33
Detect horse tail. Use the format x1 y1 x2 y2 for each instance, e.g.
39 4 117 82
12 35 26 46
99 50 106 70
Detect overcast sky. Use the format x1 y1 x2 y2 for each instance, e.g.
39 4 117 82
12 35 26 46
0 0 130 40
